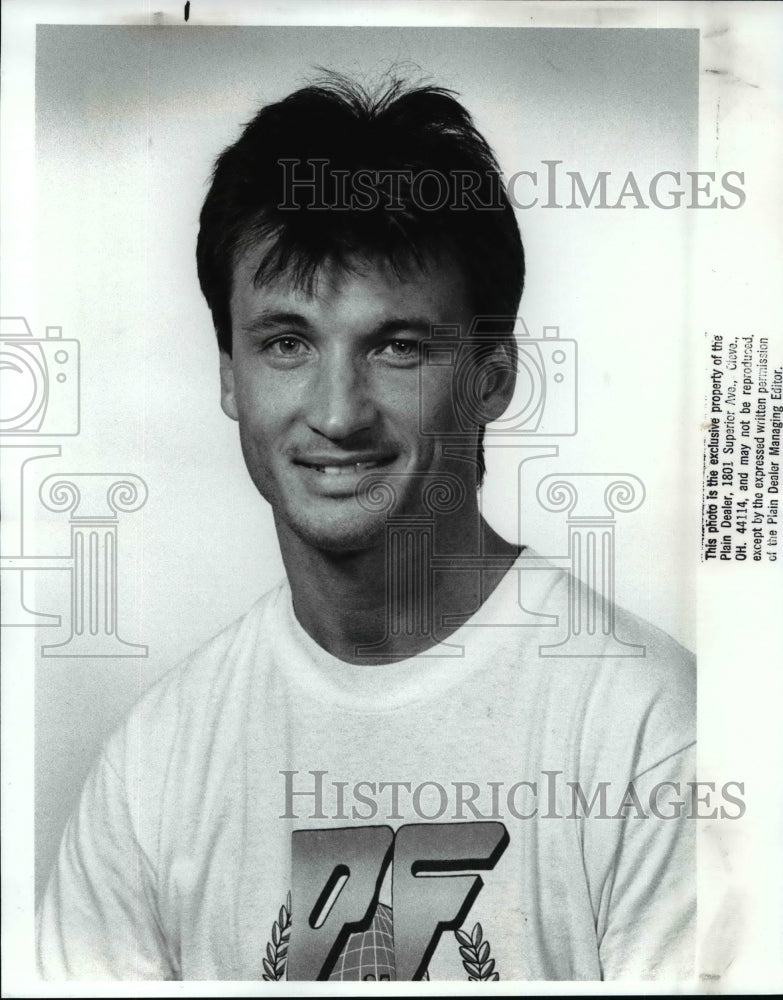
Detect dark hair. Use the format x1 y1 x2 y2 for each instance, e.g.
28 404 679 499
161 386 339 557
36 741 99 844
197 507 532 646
197 72 524 484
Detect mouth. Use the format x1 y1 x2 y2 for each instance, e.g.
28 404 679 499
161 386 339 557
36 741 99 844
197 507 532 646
302 460 390 477
294 455 397 478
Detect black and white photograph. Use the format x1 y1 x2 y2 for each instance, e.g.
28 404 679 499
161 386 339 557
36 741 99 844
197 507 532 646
1 0 781 993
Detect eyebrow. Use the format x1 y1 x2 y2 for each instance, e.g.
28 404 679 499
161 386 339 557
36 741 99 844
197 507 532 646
239 311 436 338
240 311 312 334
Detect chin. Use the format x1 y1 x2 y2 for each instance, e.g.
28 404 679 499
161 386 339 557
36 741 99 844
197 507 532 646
286 510 389 555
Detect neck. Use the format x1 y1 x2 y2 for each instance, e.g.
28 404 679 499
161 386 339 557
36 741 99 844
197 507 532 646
277 502 520 665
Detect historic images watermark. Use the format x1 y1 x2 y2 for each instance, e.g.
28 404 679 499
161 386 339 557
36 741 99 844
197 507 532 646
280 769 745 822
278 159 747 212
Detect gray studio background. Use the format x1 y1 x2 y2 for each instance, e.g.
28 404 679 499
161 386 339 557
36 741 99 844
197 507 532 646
31 25 698 900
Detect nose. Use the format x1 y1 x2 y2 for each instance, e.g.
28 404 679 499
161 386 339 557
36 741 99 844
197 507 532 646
306 354 377 441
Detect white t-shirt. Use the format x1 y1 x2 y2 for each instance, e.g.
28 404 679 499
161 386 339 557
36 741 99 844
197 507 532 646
37 552 696 982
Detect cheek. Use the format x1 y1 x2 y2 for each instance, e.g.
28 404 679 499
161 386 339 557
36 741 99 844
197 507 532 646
233 398 290 483
417 368 459 430
237 419 271 471
233 369 295 436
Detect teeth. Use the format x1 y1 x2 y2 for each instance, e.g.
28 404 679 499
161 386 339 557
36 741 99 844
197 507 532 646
312 461 381 475
313 461 380 476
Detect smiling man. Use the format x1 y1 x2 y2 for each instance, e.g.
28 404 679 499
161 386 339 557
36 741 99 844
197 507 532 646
225 253 485 548
37 75 696 982
222 247 518 662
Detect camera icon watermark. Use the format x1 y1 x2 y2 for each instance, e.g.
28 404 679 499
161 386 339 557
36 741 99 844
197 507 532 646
0 317 80 436
418 316 577 439
1 314 147 656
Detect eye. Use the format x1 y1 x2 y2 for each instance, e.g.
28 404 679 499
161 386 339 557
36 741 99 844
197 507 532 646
262 335 310 364
377 339 420 365
270 336 304 355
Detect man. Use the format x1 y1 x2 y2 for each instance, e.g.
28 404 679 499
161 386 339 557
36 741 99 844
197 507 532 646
37 74 695 982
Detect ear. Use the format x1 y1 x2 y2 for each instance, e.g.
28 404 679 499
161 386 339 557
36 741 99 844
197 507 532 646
219 351 238 421
477 340 517 424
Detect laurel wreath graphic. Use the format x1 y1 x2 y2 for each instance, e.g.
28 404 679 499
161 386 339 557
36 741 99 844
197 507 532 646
263 895 498 981
262 890 292 981
454 922 499 981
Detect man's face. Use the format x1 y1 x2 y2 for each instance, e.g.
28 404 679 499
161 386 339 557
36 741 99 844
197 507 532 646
221 248 503 554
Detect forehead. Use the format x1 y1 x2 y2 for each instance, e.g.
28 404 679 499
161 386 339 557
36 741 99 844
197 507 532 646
229 245 473 329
